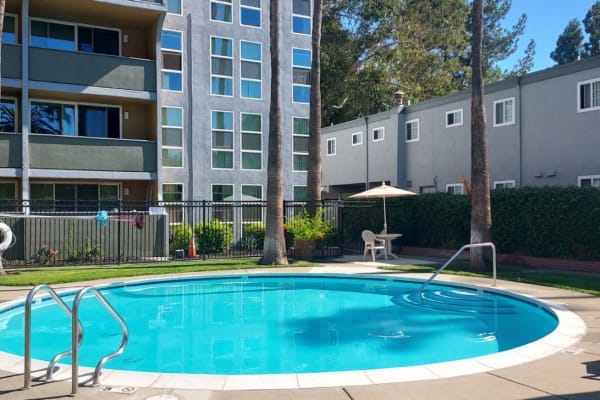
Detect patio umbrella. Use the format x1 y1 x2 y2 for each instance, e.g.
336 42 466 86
349 182 417 233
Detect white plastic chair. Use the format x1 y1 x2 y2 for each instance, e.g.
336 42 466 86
361 230 386 262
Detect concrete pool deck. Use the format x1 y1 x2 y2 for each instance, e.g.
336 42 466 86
0 256 598 399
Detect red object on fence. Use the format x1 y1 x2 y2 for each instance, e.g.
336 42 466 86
188 236 197 258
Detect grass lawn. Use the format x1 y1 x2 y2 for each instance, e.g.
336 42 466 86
381 261 600 296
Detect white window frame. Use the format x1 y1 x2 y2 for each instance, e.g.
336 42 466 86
446 183 464 195
372 127 385 142
161 182 185 225
406 119 419 142
210 36 234 97
240 112 263 171
30 98 122 138
161 106 184 169
1 97 18 133
351 131 362 146
291 0 312 36
493 97 515 127
161 29 183 93
167 0 182 15
293 185 307 201
240 184 264 225
292 116 309 172
577 78 600 113
292 47 311 104
578 175 600 188
240 40 262 100
240 0 261 28
445 108 463 128
327 138 336 156
3 13 18 45
210 0 233 24
211 109 234 170
493 180 516 189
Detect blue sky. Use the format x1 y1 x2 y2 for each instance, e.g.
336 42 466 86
498 0 598 72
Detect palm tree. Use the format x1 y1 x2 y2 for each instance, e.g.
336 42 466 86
470 0 493 271
0 0 6 276
306 0 323 216
260 0 288 265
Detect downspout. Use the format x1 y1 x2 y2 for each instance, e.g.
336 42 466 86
517 76 523 187
21 0 30 213
365 116 369 190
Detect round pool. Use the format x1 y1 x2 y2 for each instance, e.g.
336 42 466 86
0 274 561 376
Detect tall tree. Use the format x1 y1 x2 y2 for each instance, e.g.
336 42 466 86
470 0 492 271
551 19 584 65
0 0 6 276
260 0 288 265
584 1 600 57
511 38 535 76
306 0 323 214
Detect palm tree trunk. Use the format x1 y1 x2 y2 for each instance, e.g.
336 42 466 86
470 0 493 271
306 0 323 216
0 0 6 276
260 0 288 265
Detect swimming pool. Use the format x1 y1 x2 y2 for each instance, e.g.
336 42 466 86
0 273 565 379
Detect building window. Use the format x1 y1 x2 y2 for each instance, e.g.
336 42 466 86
31 19 119 55
446 109 463 127
211 0 232 23
162 107 183 168
578 78 600 112
211 37 233 96
212 111 234 169
31 183 119 212
31 101 120 138
293 117 309 171
446 183 464 195
241 113 262 170
0 98 16 133
0 182 16 211
293 186 307 201
167 0 182 14
578 175 600 188
2 14 17 44
493 97 515 127
292 0 311 35
241 185 263 225
163 183 184 224
161 30 183 92
292 48 311 103
493 180 516 189
212 184 234 222
240 41 262 99
373 127 384 142
327 138 336 156
406 119 419 142
241 0 261 27
352 132 362 146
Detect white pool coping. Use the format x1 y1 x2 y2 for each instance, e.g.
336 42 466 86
0 272 587 391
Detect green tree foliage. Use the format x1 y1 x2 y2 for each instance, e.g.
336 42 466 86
583 1 600 57
551 19 584 65
510 39 535 77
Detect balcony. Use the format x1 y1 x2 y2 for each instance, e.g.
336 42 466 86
0 133 22 169
1 44 22 80
29 135 156 173
29 48 157 92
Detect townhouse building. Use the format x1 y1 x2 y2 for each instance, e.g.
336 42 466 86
321 56 600 197
0 0 312 217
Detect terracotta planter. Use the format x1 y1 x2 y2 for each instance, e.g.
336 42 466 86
293 238 316 260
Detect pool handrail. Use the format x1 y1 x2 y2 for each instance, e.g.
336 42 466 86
24 285 84 389
71 286 129 395
417 242 497 295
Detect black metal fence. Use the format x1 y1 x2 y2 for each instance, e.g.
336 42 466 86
0 200 385 267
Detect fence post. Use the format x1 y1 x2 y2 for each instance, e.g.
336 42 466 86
201 200 206 260
117 202 121 265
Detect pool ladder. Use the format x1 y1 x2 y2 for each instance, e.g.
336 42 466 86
417 242 497 296
23 285 129 395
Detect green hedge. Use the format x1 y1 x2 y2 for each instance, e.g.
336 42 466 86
345 187 600 260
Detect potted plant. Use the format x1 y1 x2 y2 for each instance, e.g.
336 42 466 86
286 210 334 260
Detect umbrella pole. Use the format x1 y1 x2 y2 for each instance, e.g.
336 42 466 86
383 196 387 233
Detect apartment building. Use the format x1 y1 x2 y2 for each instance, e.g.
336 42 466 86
321 55 600 197
0 0 311 214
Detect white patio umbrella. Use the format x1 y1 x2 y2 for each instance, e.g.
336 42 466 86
349 182 417 233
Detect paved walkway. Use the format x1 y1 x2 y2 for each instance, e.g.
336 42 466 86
0 256 599 399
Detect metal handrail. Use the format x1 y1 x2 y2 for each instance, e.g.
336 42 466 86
71 287 129 395
24 285 84 389
417 242 497 295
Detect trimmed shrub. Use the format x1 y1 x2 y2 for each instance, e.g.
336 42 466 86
241 223 265 250
194 220 234 254
170 224 193 253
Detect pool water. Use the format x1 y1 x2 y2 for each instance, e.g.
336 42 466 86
0 274 558 374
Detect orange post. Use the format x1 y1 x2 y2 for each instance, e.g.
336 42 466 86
188 235 197 258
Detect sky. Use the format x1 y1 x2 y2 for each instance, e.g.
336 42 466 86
498 0 598 72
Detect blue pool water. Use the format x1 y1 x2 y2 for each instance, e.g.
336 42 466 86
0 274 558 374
